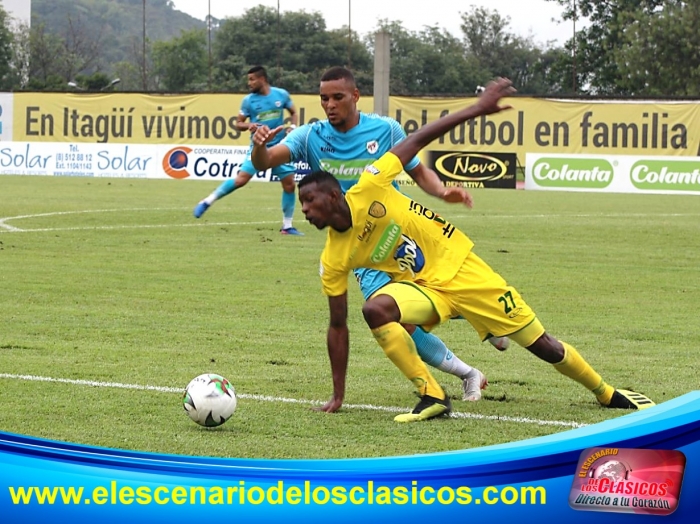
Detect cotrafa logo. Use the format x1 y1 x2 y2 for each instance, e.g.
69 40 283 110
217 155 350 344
162 147 193 179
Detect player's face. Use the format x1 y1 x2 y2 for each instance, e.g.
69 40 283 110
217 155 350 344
319 79 359 127
247 73 264 93
299 183 334 230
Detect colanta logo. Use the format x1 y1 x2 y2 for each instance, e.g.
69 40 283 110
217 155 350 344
320 158 373 179
532 158 614 188
434 152 508 181
162 147 193 179
631 159 700 191
370 223 402 263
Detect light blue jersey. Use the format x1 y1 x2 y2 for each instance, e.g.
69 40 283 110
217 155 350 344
240 87 293 147
282 113 421 299
240 87 295 178
283 113 420 191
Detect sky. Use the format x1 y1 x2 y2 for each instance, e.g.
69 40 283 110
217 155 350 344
1 0 31 23
171 0 576 46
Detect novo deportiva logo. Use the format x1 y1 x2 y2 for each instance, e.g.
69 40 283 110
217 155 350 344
162 147 193 179
531 157 614 188
434 152 508 182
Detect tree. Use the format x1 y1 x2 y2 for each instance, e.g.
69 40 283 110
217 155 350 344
460 6 564 95
7 21 31 90
614 1 700 96
212 6 372 92
31 0 205 78
25 22 65 87
0 5 17 89
152 29 208 92
543 0 700 95
369 20 487 95
59 14 104 81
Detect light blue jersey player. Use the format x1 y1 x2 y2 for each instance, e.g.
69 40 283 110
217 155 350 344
282 113 421 299
194 66 303 236
250 66 509 401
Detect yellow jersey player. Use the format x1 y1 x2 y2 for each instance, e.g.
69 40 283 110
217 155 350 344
297 78 655 422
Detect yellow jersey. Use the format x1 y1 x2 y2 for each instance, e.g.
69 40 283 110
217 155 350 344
320 152 475 296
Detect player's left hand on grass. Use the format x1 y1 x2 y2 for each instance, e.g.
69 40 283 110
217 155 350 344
441 187 474 208
313 396 343 413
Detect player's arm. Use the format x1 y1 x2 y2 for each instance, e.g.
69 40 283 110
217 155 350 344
236 97 258 133
251 134 292 170
235 113 257 132
315 293 349 413
286 102 298 128
390 78 515 167
251 118 307 170
407 163 473 208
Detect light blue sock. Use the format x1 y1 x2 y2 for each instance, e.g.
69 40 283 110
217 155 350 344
282 190 295 219
213 179 238 200
411 327 472 377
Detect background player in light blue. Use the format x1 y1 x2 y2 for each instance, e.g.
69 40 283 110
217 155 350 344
194 66 303 236
251 66 509 401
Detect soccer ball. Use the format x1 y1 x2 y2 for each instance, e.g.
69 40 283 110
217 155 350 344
182 373 237 427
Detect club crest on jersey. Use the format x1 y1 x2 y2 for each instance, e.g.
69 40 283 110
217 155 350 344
369 201 386 218
394 235 425 277
275 101 282 107
366 140 379 154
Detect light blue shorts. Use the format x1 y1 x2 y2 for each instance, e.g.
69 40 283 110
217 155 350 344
240 159 296 179
354 267 392 301
240 148 296 179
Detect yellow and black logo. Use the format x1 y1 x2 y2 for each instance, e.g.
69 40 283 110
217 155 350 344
432 152 510 182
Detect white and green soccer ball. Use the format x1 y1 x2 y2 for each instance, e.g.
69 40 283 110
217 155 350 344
182 373 237 427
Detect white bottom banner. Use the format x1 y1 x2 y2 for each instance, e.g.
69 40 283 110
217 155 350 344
0 142 310 181
525 153 700 195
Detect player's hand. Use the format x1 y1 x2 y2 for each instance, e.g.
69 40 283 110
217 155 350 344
474 77 516 115
252 125 285 146
441 187 474 208
313 395 343 413
248 124 259 134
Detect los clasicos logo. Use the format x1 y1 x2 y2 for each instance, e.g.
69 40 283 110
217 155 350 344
569 447 686 516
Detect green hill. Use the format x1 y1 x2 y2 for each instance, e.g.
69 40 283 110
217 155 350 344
32 0 205 73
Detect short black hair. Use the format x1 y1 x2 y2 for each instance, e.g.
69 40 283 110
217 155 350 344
247 65 268 81
320 66 356 87
298 171 342 193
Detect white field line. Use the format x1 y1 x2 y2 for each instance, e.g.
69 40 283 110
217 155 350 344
2 208 698 234
0 373 585 429
0 208 281 233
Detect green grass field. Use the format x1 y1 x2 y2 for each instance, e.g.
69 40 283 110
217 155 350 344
1 175 698 459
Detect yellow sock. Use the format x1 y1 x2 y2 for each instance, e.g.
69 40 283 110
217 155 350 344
553 342 614 405
371 322 444 399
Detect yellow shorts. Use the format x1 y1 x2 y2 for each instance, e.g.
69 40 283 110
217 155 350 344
374 251 544 347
